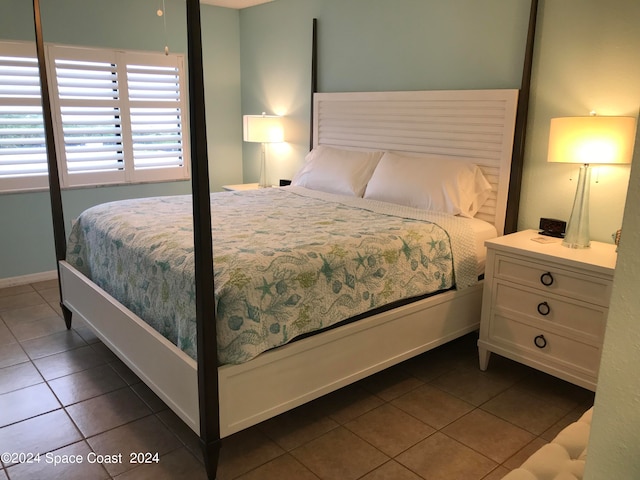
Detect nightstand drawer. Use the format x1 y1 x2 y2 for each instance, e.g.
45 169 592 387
493 282 606 342
493 254 611 306
489 314 601 375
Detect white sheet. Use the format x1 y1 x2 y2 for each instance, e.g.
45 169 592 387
465 217 498 275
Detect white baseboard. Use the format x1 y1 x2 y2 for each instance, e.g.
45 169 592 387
0 270 58 289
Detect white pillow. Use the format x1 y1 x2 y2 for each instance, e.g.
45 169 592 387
291 146 384 197
363 152 492 217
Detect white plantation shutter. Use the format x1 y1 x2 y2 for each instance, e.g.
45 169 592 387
0 41 189 193
48 45 189 187
0 42 48 192
126 54 188 182
49 47 126 186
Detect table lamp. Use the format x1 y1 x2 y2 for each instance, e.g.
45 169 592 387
243 113 284 188
547 115 636 248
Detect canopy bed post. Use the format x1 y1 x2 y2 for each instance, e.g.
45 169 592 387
184 0 221 477
505 0 539 234
309 18 318 151
32 0 72 329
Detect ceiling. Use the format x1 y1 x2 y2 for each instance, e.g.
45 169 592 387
200 0 273 9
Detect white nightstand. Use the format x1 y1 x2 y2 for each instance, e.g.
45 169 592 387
222 183 260 192
478 229 617 391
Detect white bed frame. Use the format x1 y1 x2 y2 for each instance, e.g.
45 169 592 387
59 89 518 438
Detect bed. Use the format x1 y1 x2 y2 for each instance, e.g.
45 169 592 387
65 185 494 366
59 86 517 463
34 2 539 478
62 90 516 475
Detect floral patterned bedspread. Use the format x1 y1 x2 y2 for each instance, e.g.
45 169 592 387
67 187 478 365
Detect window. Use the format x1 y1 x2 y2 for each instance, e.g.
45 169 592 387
0 42 48 192
0 41 190 193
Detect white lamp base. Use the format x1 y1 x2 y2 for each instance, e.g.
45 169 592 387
562 164 591 249
258 142 268 188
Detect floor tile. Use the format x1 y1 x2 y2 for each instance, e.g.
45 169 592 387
360 365 424 402
259 402 339 451
0 303 60 327
66 387 152 437
0 343 28 369
396 432 496 480
37 286 60 304
90 341 120 364
112 447 207 480
313 384 384 425
392 384 474 429
48 363 127 406
5 440 109 480
7 314 68 342
236 454 319 480
443 409 536 464
540 405 592 442
0 292 46 312
430 365 513 406
476 352 534 385
156 410 203 463
481 385 570 435
482 465 511 480
33 344 106 380
217 427 285 480
345 403 434 457
399 350 458 383
0 285 34 299
31 279 58 290
0 410 82 466
21 329 87 360
291 427 388 480
131 382 168 413
0 361 43 395
359 460 422 480
73 324 101 344
0 321 16 347
87 415 182 476
109 359 142 386
0 383 60 427
514 371 594 413
502 437 549 471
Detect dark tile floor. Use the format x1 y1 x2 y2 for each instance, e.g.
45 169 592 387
0 280 594 479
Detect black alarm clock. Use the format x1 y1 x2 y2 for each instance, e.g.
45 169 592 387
539 218 566 238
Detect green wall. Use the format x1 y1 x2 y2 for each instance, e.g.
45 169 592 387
0 0 242 280
239 0 531 186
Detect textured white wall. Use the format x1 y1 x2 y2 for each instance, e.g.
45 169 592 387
585 121 640 478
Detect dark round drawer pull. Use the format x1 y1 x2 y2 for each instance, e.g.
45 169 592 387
537 301 551 316
534 334 547 349
540 272 554 286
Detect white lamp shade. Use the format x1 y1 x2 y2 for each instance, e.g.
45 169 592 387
547 116 636 165
243 114 284 143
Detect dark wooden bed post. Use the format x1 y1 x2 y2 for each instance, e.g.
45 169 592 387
184 0 221 478
309 18 318 151
504 0 539 234
32 0 73 329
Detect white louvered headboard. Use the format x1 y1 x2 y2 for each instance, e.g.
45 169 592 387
313 89 519 236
